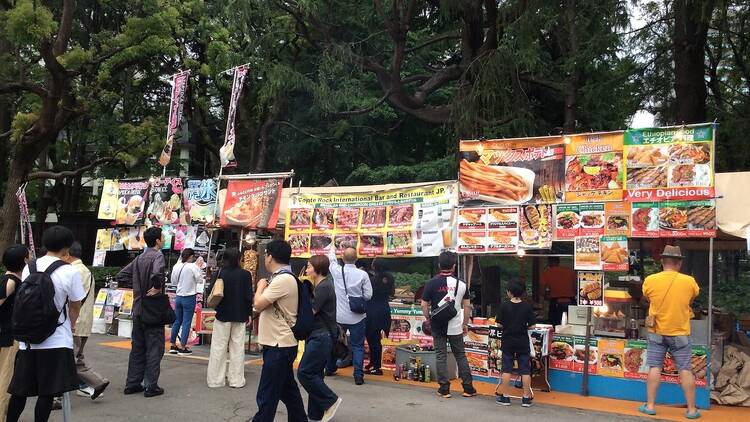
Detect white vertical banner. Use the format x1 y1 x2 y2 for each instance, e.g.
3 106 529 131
219 65 249 168
159 70 191 167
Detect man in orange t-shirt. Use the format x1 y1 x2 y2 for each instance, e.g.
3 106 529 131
539 257 576 325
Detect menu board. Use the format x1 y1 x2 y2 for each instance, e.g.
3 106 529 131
604 202 631 236
631 201 716 238
285 182 457 258
95 229 112 251
457 207 519 254
519 204 553 249
183 178 218 224
624 125 714 202
574 236 602 270
97 179 120 220
221 178 283 229
577 271 604 306
551 336 708 387
465 325 490 352
387 306 432 344
115 179 149 225
578 203 605 236
565 132 625 202
146 178 184 226
600 235 628 271
459 137 565 205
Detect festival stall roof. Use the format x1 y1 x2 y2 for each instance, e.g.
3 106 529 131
276 180 457 226
716 172 750 239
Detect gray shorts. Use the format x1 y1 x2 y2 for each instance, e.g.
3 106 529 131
646 333 692 371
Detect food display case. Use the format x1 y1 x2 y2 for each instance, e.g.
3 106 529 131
592 289 633 338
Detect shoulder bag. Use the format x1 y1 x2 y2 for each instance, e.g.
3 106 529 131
137 256 176 326
645 273 678 329
207 269 224 308
429 277 460 326
342 264 367 314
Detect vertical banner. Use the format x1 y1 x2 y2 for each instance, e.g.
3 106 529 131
221 178 283 229
15 185 35 257
159 71 191 167
97 179 120 220
220 65 249 168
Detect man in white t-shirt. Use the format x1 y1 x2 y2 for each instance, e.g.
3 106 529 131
6 226 85 422
420 251 476 399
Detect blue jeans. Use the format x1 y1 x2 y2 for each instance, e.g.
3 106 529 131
336 319 366 378
170 295 196 346
298 333 338 420
252 346 306 422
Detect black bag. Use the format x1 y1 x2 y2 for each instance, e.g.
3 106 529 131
429 277 459 326
273 270 315 341
12 260 69 344
135 256 175 326
342 264 367 314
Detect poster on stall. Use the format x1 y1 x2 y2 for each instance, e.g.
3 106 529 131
457 207 520 254
221 178 283 229
173 225 188 250
564 132 625 202
604 202 631 236
624 125 714 202
459 137 564 205
115 180 149 225
161 225 174 249
600 235 628 271
146 178 183 226
549 336 575 371
578 203 606 236
577 271 604 306
183 178 218 224
466 350 490 377
554 204 580 240
97 179 120 220
623 340 649 381
286 182 457 258
658 200 717 237
95 229 112 251
387 306 432 344
128 227 145 250
574 237 602 271
92 250 106 267
120 290 134 315
518 204 553 249
573 337 598 374
631 202 659 238
464 325 490 352
193 226 211 250
112 227 130 250
597 338 625 377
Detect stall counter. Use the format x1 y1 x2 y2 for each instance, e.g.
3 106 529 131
549 334 710 408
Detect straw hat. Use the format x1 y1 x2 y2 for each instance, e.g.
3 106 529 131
660 245 684 259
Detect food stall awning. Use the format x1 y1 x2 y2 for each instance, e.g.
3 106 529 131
716 172 750 239
277 180 457 226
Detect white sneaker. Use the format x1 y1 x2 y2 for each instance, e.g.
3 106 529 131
76 386 95 398
323 397 342 422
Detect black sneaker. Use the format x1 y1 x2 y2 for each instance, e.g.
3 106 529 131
496 395 511 406
123 385 144 395
462 386 477 397
324 369 337 377
354 375 364 385
144 386 165 398
437 387 452 398
168 345 179 355
522 396 533 407
177 348 193 356
92 380 110 400
366 368 384 376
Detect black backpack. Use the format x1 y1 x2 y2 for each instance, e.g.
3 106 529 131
274 270 315 341
12 260 68 344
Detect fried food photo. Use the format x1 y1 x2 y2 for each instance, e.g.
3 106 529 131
601 242 627 264
460 210 483 223
459 159 531 202
627 146 668 167
490 209 511 221
460 233 482 245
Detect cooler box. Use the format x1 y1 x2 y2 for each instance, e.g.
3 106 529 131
395 346 457 381
92 318 107 334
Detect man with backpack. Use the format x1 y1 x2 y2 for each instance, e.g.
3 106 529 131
251 240 307 422
6 226 86 422
116 227 167 398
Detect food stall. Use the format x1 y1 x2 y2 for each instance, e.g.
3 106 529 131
455 124 718 408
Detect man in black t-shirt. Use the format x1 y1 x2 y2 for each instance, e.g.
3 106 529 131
496 281 536 407
421 252 476 399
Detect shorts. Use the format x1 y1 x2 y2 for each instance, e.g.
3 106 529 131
646 333 692 371
501 351 531 375
8 348 78 397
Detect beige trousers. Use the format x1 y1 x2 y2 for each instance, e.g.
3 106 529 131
0 343 18 421
207 320 246 388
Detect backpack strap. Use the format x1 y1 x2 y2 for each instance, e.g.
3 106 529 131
43 260 69 276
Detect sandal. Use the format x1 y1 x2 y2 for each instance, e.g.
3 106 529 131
638 404 656 416
686 410 701 419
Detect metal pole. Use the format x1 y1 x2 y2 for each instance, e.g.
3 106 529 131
706 122 717 389
62 391 72 421
581 307 592 397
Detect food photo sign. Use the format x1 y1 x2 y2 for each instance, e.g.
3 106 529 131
459 136 564 205
285 182 457 258
564 132 624 202
456 207 519 253
576 271 604 306
221 178 283 229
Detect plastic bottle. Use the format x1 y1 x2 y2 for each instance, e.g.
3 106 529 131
425 365 431 383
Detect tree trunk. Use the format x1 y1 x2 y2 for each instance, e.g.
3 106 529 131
672 0 715 123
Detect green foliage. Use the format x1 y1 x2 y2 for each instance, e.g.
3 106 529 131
346 157 455 185
3 0 57 46
91 267 122 290
393 272 430 293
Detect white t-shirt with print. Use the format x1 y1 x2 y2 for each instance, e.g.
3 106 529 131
437 277 467 336
19 255 86 350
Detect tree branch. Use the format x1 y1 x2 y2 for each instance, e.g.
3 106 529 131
405 31 461 54
0 81 46 97
330 89 392 117
278 120 335 140
53 0 75 56
26 156 123 181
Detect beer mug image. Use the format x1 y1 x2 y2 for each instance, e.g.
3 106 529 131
441 228 453 248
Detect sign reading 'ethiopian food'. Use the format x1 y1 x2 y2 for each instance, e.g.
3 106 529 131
624 125 714 201
285 182 457 258
459 137 564 205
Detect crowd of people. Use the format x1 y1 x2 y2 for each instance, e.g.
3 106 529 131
0 227 704 420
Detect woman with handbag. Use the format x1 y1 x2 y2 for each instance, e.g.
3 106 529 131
206 248 253 388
